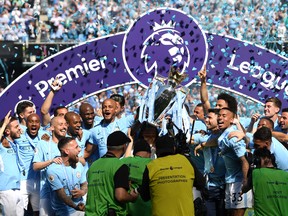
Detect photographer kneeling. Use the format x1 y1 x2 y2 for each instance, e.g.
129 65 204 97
244 148 288 216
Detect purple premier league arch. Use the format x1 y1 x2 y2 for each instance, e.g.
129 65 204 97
0 8 287 120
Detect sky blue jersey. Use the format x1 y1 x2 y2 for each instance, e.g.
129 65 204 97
16 130 49 180
47 162 86 215
0 143 21 191
33 139 61 199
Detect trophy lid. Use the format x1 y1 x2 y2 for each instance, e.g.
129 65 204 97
154 74 167 84
168 66 187 86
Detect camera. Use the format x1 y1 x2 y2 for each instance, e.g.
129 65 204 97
251 148 277 169
166 118 190 157
252 154 261 168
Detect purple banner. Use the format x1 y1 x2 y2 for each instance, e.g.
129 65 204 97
206 34 287 104
0 8 287 120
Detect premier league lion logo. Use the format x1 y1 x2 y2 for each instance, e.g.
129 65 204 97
122 8 208 87
141 20 190 75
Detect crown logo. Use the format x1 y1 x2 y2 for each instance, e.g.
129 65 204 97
153 20 176 31
168 66 187 87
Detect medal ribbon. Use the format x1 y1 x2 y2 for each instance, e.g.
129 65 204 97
25 131 40 151
6 137 26 174
61 164 76 196
148 79 160 123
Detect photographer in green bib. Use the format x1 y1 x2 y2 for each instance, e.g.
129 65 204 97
121 139 152 216
244 147 288 216
85 131 138 216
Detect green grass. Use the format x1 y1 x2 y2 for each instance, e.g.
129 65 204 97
245 208 254 216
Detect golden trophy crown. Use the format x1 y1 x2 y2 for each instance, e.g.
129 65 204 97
168 66 188 86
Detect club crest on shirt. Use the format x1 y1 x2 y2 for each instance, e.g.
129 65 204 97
76 171 81 179
7 149 14 154
49 175 54 182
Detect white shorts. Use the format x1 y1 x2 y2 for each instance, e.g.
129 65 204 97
0 189 24 216
225 182 253 209
20 179 40 211
193 187 202 200
39 198 55 216
62 211 85 216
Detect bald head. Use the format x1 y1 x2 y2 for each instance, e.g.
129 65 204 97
27 113 40 122
103 98 116 105
65 112 81 136
51 116 67 138
51 116 65 127
27 113 41 137
79 102 95 128
102 99 117 122
65 111 80 122
79 103 94 114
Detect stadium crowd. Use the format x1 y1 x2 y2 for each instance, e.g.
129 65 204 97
0 0 287 47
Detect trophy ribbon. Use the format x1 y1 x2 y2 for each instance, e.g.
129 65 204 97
170 87 189 135
138 78 164 123
138 66 187 127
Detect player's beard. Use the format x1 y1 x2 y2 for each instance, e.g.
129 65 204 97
69 156 79 169
70 161 77 169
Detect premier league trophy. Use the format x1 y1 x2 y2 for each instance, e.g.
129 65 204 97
153 67 187 122
138 66 188 126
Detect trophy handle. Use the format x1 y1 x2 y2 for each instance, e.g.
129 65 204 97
154 74 167 84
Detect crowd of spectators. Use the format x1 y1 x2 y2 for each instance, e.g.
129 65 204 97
0 0 287 47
